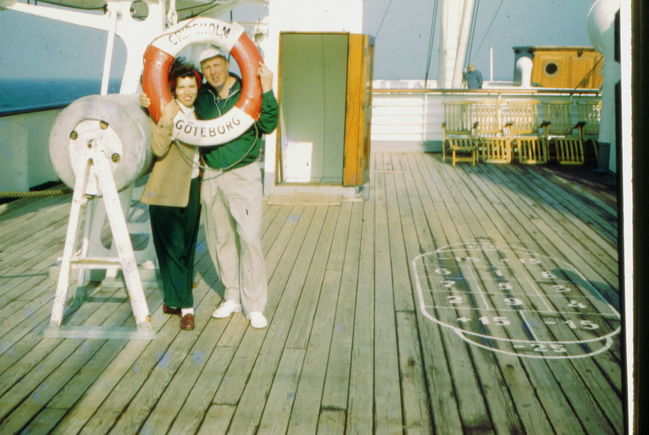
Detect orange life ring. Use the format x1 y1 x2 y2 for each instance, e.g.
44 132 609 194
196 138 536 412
142 17 263 146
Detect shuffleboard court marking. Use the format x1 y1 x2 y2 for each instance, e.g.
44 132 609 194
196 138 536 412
412 241 621 359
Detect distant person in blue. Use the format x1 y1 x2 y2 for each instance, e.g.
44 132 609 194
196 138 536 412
464 64 483 89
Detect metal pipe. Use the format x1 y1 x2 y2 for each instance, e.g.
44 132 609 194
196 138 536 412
490 46 494 81
437 0 450 88
452 0 475 87
100 7 118 95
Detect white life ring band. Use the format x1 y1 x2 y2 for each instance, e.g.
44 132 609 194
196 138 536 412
142 17 263 146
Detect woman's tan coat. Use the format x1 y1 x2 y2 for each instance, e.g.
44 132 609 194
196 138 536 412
140 119 197 207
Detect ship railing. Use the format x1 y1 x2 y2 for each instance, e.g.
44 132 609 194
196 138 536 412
0 103 68 193
371 87 601 166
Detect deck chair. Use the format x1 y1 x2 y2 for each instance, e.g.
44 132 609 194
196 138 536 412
441 101 479 167
502 99 549 164
541 100 585 165
576 99 601 162
473 100 512 163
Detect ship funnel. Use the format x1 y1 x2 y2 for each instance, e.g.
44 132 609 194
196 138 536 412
48 94 152 193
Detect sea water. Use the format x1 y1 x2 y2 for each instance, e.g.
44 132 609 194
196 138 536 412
0 78 122 114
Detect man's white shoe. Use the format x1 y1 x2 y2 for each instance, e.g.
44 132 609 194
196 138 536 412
212 300 242 318
247 312 268 329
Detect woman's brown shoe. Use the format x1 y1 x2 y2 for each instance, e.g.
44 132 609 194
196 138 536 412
180 313 195 330
163 304 182 316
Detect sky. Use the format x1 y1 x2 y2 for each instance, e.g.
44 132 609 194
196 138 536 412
362 0 596 81
0 0 596 82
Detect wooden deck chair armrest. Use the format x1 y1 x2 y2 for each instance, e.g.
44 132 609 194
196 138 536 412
574 121 587 139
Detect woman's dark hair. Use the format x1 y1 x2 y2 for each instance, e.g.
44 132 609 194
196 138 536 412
169 57 200 93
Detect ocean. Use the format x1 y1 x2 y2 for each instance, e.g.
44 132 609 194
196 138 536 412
0 78 122 115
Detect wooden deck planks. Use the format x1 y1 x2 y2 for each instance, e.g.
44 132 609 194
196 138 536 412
0 287 156 433
423 160 531 434
207 205 328 433
437 157 620 432
418 161 557 434
371 156 406 432
398 153 470 434
415 156 501 433
346 183 376 433
490 165 618 286
283 205 352 433
0 150 623 434
426 164 576 430
398 152 620 434
318 201 362 433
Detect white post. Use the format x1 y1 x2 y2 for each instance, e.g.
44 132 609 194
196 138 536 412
100 6 118 95
452 0 475 88
92 143 151 327
489 46 494 82
437 0 449 88
49 162 91 326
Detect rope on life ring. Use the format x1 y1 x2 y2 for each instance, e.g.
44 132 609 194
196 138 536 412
142 17 263 147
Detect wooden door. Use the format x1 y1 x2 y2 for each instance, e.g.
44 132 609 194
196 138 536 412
343 34 374 186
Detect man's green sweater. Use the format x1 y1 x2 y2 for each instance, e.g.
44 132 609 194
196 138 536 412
194 76 279 170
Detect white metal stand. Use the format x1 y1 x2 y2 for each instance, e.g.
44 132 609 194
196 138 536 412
70 183 159 288
44 138 155 340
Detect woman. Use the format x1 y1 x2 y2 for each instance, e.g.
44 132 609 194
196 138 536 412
140 61 202 330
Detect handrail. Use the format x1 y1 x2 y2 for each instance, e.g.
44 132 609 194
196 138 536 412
372 87 601 97
0 103 68 117
440 98 600 137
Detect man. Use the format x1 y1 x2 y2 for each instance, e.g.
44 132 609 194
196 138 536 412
196 47 279 329
464 64 483 89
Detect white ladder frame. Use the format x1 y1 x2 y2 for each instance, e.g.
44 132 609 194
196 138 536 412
44 138 154 339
